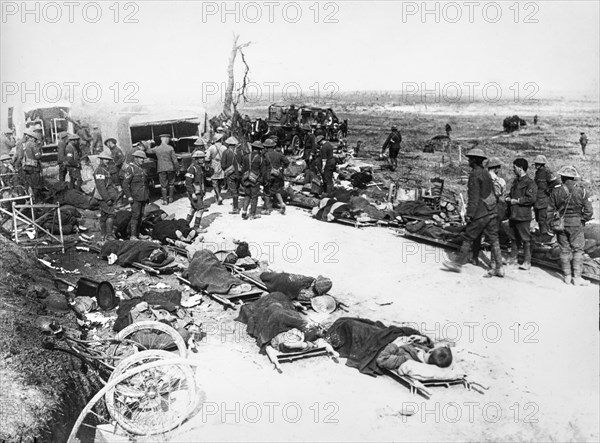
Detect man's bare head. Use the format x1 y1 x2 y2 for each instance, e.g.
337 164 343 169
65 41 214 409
428 346 452 368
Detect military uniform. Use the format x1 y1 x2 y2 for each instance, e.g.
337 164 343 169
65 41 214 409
534 164 554 235
221 145 243 212
382 130 402 160
507 174 537 265
76 127 92 158
303 131 316 165
93 163 118 240
108 146 125 185
65 142 82 191
56 135 68 182
241 150 267 218
265 149 290 197
91 128 103 153
185 162 205 229
149 142 179 203
548 177 593 284
320 141 336 195
122 162 149 238
22 138 43 199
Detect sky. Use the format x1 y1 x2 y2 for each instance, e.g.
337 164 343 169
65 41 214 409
1 0 599 110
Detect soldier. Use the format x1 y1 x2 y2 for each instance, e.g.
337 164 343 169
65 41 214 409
548 166 593 286
443 149 504 277
221 136 243 214
0 129 16 157
381 125 402 170
505 158 537 271
65 134 83 191
104 138 124 184
579 132 588 156
533 155 554 242
93 152 118 243
206 133 227 205
76 123 93 164
56 132 69 183
91 126 103 154
0 153 17 188
533 115 538 125
320 136 336 195
241 141 267 220
264 139 290 214
185 150 207 233
148 134 179 205
192 137 205 155
445 123 452 137
21 129 43 200
302 124 316 168
122 150 149 240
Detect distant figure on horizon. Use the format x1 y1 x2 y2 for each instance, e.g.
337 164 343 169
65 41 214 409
533 115 538 125
579 132 588 157
445 123 452 137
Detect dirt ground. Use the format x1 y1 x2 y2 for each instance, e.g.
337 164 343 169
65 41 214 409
2 101 599 442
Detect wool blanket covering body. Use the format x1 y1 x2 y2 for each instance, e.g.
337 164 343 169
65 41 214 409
185 249 243 294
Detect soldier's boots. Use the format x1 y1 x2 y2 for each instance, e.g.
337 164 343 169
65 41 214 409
261 197 272 215
168 186 175 204
519 242 531 271
442 240 472 273
560 255 572 285
230 197 240 214
484 243 505 278
276 195 286 214
161 189 168 205
572 254 590 286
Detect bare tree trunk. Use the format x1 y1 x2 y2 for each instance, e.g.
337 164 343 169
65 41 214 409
222 34 251 119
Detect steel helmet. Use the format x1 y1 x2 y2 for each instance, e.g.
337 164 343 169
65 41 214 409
466 148 487 159
132 150 147 159
225 136 239 145
192 150 206 158
558 165 579 178
534 155 547 164
0 153 11 162
486 157 502 168
98 152 113 160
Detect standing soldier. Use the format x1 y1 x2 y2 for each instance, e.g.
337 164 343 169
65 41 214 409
381 125 402 171
0 129 16 156
56 132 69 183
505 158 537 271
148 134 179 205
122 150 149 240
91 126 103 154
206 133 227 205
221 136 243 214
185 150 207 233
21 129 43 200
241 141 266 220
533 155 554 242
579 132 588 157
93 153 118 243
104 138 125 184
533 115 538 125
443 149 504 277
65 134 83 191
192 137 205 154
264 139 290 215
76 123 93 165
445 123 452 137
302 124 316 169
320 136 336 195
548 166 593 286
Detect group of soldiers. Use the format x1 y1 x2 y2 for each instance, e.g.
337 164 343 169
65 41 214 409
443 149 593 286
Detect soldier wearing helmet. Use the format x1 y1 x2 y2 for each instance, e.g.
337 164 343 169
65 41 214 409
221 136 243 214
443 148 504 278
21 129 44 200
533 154 554 241
185 150 207 232
65 134 83 191
122 150 149 239
93 152 118 243
241 141 267 220
381 125 402 171
505 158 538 271
548 166 593 286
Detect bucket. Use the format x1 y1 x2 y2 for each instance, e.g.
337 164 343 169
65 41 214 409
76 277 117 311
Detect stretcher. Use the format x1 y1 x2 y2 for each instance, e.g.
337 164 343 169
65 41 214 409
265 339 340 374
382 368 489 399
176 275 264 309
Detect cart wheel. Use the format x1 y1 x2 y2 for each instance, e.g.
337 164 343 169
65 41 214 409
291 135 300 155
67 358 203 443
105 350 199 435
109 320 188 363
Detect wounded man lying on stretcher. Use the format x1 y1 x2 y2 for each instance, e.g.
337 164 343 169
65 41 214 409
376 335 464 380
270 324 326 353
